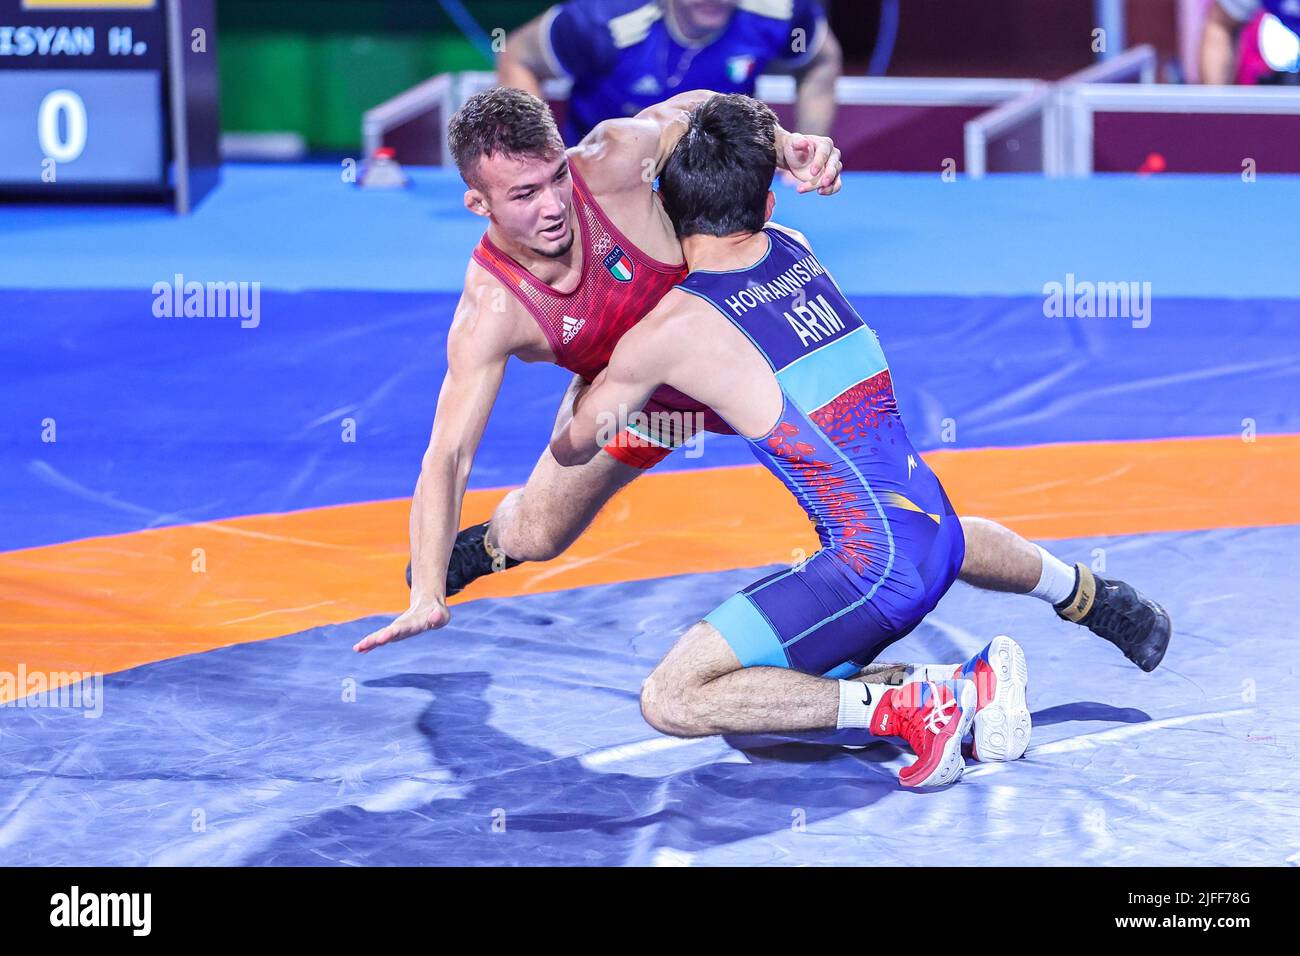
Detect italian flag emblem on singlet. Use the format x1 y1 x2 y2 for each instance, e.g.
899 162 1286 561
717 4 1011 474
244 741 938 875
603 245 634 282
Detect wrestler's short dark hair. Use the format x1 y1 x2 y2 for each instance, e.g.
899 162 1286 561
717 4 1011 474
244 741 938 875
449 86 565 190
659 94 778 238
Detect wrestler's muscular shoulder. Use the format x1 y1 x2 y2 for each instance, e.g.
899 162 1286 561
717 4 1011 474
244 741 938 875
457 257 556 364
567 121 682 267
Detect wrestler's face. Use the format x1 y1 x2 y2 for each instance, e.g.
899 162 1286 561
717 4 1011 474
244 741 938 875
671 0 739 35
467 151 575 259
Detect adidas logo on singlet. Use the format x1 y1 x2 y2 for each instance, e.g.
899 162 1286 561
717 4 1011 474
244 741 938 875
561 314 587 344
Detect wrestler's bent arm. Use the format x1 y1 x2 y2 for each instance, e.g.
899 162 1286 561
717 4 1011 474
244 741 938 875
550 319 667 467
789 28 842 137
495 12 553 98
580 91 843 196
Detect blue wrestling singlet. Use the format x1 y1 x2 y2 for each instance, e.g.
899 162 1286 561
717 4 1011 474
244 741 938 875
680 227 966 678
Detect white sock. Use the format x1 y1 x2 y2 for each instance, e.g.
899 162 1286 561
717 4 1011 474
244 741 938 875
1029 545 1076 605
903 663 957 683
836 680 884 729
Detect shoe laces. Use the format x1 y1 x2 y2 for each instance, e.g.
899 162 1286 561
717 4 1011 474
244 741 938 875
1090 594 1145 647
446 528 495 593
452 531 489 569
892 683 956 752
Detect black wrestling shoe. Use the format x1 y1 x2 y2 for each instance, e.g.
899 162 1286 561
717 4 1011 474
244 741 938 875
404 521 524 596
1054 563 1171 672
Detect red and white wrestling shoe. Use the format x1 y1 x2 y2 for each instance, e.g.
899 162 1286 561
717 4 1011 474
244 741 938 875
870 679 976 788
953 635 1031 762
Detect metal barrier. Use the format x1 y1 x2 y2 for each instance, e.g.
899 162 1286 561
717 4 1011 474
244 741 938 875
964 82 1053 177
364 48 1300 176
365 72 1036 170
1053 43 1156 175
1062 84 1300 174
964 45 1157 178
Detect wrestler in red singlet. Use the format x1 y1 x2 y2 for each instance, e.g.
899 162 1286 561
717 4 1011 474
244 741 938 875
472 164 730 467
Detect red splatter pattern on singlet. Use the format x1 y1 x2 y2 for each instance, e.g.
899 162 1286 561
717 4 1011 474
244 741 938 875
809 370 901 450
766 420 878 575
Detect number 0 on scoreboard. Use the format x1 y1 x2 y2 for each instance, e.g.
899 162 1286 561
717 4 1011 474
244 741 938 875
0 0 218 212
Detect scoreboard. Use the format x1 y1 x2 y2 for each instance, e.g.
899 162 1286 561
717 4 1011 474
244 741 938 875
0 0 219 212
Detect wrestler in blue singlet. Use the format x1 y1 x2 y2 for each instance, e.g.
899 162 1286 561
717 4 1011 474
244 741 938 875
679 228 966 679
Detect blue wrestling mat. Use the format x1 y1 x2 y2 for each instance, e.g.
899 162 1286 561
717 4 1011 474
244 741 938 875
2 168 1298 866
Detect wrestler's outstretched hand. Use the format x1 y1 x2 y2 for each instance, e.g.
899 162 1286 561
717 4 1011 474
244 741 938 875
353 598 450 653
781 133 843 196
